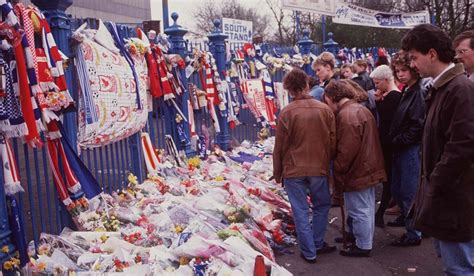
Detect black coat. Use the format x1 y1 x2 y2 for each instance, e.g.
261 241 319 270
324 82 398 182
353 71 375 91
389 79 426 148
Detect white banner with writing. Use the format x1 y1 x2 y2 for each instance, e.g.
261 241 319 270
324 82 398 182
333 3 430 29
281 0 336 15
222 18 253 43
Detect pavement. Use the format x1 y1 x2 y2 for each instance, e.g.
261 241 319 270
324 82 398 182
275 207 444 276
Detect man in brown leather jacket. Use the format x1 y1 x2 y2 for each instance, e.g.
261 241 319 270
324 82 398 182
402 24 474 275
323 79 386 257
273 68 337 263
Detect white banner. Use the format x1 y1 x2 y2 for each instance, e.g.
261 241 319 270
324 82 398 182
281 0 336 15
222 18 253 43
333 3 430 29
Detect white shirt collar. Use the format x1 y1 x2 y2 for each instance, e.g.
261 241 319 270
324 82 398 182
432 63 455 86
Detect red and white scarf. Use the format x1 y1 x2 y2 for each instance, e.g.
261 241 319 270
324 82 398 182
141 132 160 176
0 136 22 195
152 45 174 100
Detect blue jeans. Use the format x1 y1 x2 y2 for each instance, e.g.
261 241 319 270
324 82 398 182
434 239 474 276
344 186 376 250
284 176 331 259
391 144 421 240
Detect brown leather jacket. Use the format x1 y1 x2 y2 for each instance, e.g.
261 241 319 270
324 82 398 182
334 100 386 192
411 64 474 242
273 95 336 183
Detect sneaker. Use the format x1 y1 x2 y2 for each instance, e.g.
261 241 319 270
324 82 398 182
390 234 421 247
387 215 405 227
334 232 356 243
340 245 371 257
300 253 317 263
316 242 337 254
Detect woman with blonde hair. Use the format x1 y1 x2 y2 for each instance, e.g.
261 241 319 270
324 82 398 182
370 65 402 228
312 52 338 88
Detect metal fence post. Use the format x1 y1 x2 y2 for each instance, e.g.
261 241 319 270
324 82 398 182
208 19 231 151
165 13 195 156
0 166 15 270
323 32 339 55
32 0 77 152
297 29 315 75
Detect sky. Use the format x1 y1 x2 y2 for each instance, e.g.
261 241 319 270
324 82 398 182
150 0 273 34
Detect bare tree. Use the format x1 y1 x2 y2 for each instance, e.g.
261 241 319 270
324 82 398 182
192 0 270 39
404 0 473 38
265 0 288 44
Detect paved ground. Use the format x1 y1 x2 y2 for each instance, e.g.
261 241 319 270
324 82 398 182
275 207 443 276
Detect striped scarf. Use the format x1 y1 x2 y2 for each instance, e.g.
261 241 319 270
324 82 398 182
202 55 220 132
26 7 73 113
0 54 27 138
1 0 43 146
261 69 276 128
152 45 174 100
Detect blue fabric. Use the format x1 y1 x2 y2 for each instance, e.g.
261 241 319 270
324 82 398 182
434 239 474 276
105 22 142 110
283 176 331 259
59 123 102 199
75 47 98 124
391 144 421 240
309 85 324 101
6 196 28 267
344 186 376 250
229 152 262 164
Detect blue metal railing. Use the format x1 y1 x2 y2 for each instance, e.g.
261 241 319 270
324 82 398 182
0 2 403 271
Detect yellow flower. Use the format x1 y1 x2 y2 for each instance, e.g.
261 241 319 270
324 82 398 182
36 262 46 271
1 245 9 253
175 225 183 233
128 173 138 185
3 261 13 270
215 176 225 181
11 257 20 266
100 234 109 243
187 157 201 168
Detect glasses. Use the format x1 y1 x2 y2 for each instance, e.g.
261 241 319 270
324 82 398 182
455 48 472 57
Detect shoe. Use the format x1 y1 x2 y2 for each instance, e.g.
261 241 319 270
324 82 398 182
375 215 385 228
385 205 401 216
340 245 371 257
387 215 405 227
316 242 337 254
334 232 356 244
390 234 421 247
300 252 317 263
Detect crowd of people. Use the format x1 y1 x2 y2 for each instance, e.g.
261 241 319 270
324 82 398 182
273 24 474 275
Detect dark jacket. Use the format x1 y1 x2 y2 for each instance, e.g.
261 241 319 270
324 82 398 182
334 100 387 192
389 79 426 148
322 75 339 88
411 63 474 242
273 95 336 184
376 90 402 147
354 71 375 92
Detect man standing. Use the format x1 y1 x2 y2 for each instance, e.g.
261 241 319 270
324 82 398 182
323 80 386 257
453 30 474 81
273 68 337 263
402 24 474 275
